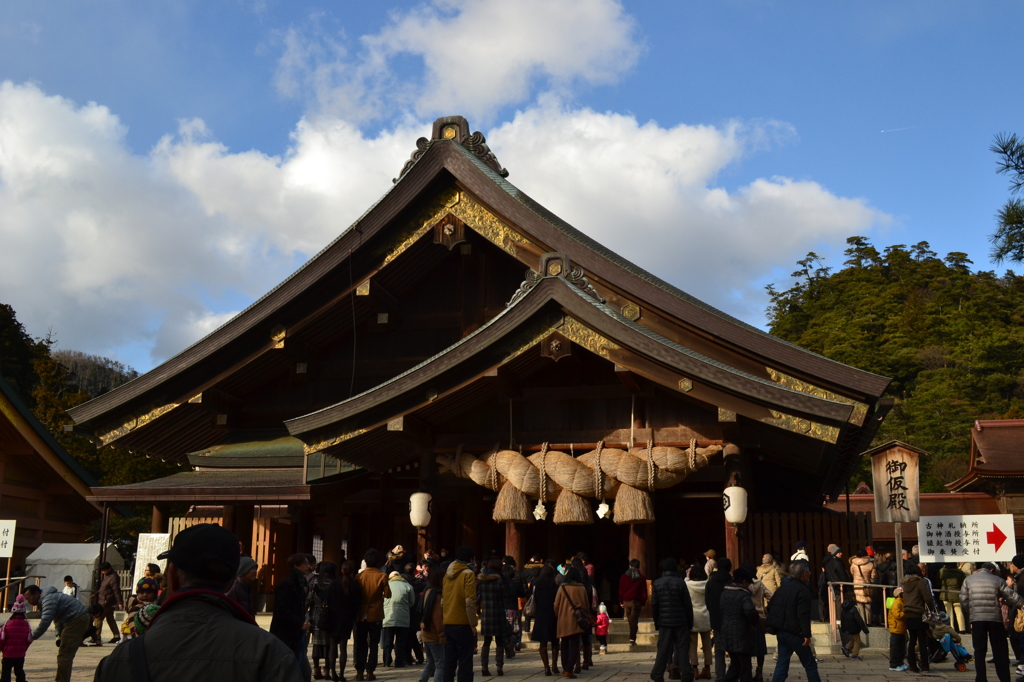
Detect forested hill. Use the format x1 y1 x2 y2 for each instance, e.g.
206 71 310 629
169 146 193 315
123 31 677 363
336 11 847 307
0 302 176 487
767 237 1024 491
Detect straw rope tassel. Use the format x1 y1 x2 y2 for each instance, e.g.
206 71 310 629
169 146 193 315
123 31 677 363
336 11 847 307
436 440 722 524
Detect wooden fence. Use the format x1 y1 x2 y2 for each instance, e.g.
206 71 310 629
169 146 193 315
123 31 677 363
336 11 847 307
739 511 873 564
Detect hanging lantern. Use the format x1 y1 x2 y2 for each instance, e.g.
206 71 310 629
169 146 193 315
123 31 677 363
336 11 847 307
723 486 748 524
409 492 432 528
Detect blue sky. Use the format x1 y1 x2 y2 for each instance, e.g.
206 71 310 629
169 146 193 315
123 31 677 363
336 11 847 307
1 1 1021 372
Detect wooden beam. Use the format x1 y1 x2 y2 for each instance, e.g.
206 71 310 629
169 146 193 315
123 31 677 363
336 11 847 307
614 365 644 395
386 414 434 447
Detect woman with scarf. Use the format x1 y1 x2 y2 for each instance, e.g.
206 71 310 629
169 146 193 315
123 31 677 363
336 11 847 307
618 559 647 647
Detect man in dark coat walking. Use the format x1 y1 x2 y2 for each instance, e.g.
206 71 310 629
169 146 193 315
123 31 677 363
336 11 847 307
718 568 759 682
766 563 821 682
271 553 312 680
650 558 694 682
706 557 732 682
93 561 124 643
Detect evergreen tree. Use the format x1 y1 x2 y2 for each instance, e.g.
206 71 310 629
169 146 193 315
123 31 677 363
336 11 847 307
768 238 1024 491
990 133 1024 263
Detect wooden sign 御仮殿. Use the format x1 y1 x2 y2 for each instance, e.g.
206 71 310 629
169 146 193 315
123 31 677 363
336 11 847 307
870 444 920 523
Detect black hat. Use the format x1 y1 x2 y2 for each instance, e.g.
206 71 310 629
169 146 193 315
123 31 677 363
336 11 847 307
158 524 239 578
795 541 808 549
1013 555 1024 570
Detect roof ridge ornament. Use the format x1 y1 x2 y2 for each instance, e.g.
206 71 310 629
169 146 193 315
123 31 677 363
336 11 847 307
395 115 509 183
506 252 604 307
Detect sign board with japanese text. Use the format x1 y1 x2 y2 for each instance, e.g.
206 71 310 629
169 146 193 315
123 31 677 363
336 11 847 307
871 444 920 523
0 521 15 558
918 514 1016 563
132 533 170 590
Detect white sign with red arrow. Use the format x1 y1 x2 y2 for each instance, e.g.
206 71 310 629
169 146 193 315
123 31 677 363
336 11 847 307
917 514 1016 563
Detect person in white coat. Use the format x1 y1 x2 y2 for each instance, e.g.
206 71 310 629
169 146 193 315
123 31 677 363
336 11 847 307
791 541 810 565
687 564 712 679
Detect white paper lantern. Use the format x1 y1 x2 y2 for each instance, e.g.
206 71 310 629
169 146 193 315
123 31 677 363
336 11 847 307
409 492 432 527
723 486 748 524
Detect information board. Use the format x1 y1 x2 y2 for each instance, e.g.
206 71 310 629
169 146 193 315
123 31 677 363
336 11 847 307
918 514 1016 563
0 521 16 559
132 533 170 590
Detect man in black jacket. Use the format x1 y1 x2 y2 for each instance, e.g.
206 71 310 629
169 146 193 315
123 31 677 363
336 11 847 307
821 545 851 621
766 564 821 682
706 557 732 682
270 553 312 680
650 558 694 682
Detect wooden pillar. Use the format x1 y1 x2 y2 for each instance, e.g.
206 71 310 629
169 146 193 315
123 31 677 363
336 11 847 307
505 522 523 569
234 504 256 556
221 504 236 535
380 474 395 550
151 505 169 533
629 523 655 577
323 497 344 564
723 443 748 565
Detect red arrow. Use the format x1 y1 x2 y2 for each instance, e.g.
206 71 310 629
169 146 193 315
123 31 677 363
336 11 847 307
987 524 1008 552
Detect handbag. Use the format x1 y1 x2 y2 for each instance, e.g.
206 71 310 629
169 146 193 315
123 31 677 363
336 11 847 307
1014 607 1024 633
523 588 536 619
560 584 595 632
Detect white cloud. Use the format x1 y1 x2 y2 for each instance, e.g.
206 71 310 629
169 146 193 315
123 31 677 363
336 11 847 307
0 81 414 367
0 80 889 372
487 104 887 319
0 0 892 374
276 0 642 123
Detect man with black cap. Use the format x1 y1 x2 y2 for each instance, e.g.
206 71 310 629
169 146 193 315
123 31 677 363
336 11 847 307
94 523 301 681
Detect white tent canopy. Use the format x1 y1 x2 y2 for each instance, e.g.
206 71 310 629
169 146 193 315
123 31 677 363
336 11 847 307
26 543 124 604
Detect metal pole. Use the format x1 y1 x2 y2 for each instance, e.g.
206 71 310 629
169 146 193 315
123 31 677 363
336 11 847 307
895 522 904 587
99 503 110 564
2 557 11 612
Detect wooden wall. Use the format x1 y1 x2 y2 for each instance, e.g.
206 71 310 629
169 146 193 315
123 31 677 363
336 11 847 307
739 511 873 566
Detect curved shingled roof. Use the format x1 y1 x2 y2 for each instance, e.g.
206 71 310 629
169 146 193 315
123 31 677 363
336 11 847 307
70 117 889 432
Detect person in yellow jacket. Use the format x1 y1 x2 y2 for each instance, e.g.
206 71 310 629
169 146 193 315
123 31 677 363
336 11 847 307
887 587 908 672
442 546 477 682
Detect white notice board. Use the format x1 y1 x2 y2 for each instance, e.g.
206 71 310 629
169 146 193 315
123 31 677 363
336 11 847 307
918 514 1016 563
132 533 170 591
0 521 16 559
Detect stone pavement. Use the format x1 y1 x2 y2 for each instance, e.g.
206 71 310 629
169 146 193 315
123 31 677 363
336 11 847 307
17 627 989 682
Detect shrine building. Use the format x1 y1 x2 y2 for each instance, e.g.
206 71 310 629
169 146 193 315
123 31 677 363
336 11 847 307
68 116 893 601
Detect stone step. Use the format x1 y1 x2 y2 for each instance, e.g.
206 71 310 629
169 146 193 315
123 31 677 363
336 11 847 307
518 641 658 654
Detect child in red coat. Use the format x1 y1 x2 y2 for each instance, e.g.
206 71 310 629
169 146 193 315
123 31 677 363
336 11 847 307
0 594 33 682
595 603 611 654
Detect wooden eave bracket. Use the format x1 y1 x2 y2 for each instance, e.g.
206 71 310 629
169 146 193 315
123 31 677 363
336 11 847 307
386 414 434 447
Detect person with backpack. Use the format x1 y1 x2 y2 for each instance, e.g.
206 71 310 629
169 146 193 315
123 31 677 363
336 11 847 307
0 594 32 682
839 599 869 661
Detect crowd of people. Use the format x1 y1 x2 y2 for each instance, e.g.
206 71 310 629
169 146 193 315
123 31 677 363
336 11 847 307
14 528 1024 682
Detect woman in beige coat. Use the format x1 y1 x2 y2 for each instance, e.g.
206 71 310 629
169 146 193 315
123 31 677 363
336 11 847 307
553 566 589 679
849 549 877 625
